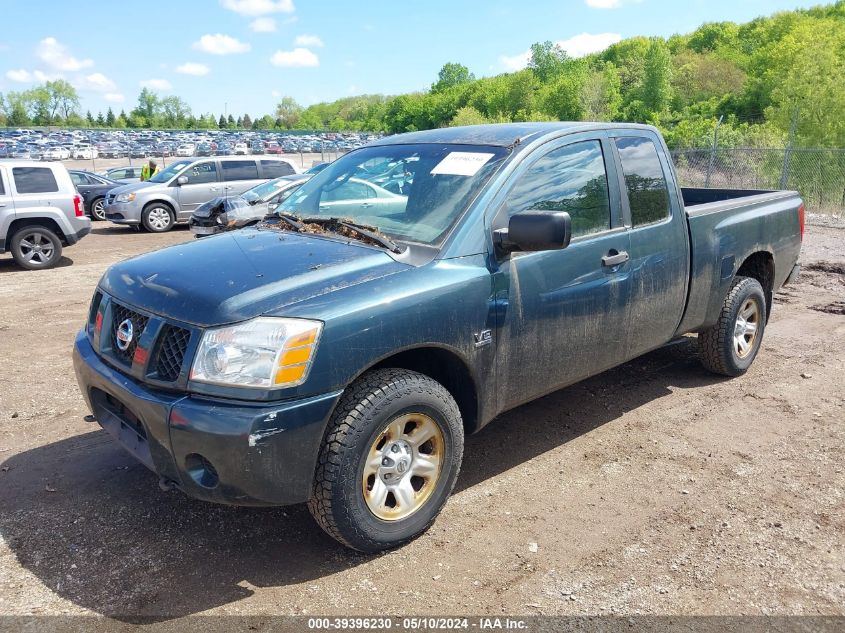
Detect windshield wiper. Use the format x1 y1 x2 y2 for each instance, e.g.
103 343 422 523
265 211 305 232
302 217 402 253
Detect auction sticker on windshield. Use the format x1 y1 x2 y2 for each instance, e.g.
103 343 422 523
430 151 495 176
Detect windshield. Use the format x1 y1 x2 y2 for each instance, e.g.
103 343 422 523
148 159 194 183
243 177 294 203
278 143 509 245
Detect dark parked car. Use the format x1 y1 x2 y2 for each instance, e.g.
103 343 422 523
214 142 233 156
250 140 265 154
129 145 149 159
69 170 121 221
195 143 213 157
74 123 803 552
189 174 310 236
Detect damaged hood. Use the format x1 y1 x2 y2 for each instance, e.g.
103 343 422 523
99 228 411 326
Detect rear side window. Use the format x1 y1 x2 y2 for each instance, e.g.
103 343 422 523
504 140 611 238
261 160 295 178
221 160 259 181
13 167 59 194
184 162 217 184
614 137 671 227
0 171 5 195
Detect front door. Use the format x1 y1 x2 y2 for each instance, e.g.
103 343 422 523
176 160 220 218
493 136 633 411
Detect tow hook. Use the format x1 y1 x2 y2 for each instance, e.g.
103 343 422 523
83 414 97 423
158 477 178 492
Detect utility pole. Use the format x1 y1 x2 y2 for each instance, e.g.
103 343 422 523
705 115 723 188
780 105 800 189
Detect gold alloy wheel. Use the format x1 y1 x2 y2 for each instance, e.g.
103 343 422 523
734 298 760 358
362 413 445 521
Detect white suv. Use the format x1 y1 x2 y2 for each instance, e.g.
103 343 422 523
0 161 91 269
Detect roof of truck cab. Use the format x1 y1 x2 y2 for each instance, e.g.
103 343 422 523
368 122 657 150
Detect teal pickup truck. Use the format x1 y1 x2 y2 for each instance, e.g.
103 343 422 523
74 122 803 551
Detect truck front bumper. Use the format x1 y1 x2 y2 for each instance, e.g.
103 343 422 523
73 331 343 506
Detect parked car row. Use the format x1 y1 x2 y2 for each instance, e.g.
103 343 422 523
1 128 381 163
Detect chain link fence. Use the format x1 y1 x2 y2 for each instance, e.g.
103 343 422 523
670 148 845 216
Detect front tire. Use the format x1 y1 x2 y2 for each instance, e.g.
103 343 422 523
142 203 175 232
699 276 766 376
308 369 464 552
90 197 106 221
10 227 63 270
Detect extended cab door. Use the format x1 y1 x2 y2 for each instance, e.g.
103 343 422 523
175 160 220 218
492 134 632 411
608 132 690 358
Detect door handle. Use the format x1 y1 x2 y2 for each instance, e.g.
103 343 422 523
209 187 218 191
0 203 6 207
224 186 233 190
360 202 373 208
601 250 629 267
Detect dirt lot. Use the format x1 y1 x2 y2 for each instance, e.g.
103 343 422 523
0 221 843 621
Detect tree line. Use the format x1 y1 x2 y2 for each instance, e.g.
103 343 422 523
2 1 844 149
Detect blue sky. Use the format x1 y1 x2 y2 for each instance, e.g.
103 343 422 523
0 0 826 118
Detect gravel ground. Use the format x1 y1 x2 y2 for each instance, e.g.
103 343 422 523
0 220 843 622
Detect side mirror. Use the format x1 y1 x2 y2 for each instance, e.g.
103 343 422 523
177 176 189 185
494 211 572 254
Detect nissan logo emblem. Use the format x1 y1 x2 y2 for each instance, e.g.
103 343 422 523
115 318 134 352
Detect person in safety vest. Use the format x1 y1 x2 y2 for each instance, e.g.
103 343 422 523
141 159 159 181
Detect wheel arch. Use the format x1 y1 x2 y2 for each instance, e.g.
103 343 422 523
736 251 775 320
8 217 67 245
354 346 480 436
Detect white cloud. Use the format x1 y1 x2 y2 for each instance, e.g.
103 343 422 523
176 62 211 76
140 78 172 91
76 72 116 92
559 32 622 57
192 33 251 55
499 51 531 72
270 47 319 67
6 69 34 82
271 90 282 98
294 34 323 47
36 37 94 72
250 17 277 32
105 93 125 103
500 32 621 71
5 68 59 83
220 0 294 16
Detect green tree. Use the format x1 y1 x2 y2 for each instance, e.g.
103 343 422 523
242 113 252 129
252 114 276 130
528 41 569 82
227 113 236 128
448 106 489 127
161 95 191 128
133 88 160 126
218 113 227 128
236 115 243 128
640 38 673 117
432 62 475 93
96 111 106 127
275 96 304 129
105 107 115 127
46 79 79 121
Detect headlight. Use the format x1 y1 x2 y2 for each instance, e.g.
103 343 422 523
115 192 136 203
190 317 322 389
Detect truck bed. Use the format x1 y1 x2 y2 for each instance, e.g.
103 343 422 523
676 187 803 335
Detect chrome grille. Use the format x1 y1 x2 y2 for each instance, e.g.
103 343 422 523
110 303 148 365
155 326 191 381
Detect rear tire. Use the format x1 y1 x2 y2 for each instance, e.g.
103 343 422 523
142 203 175 232
699 276 766 376
308 369 464 552
10 226 63 270
90 197 106 221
